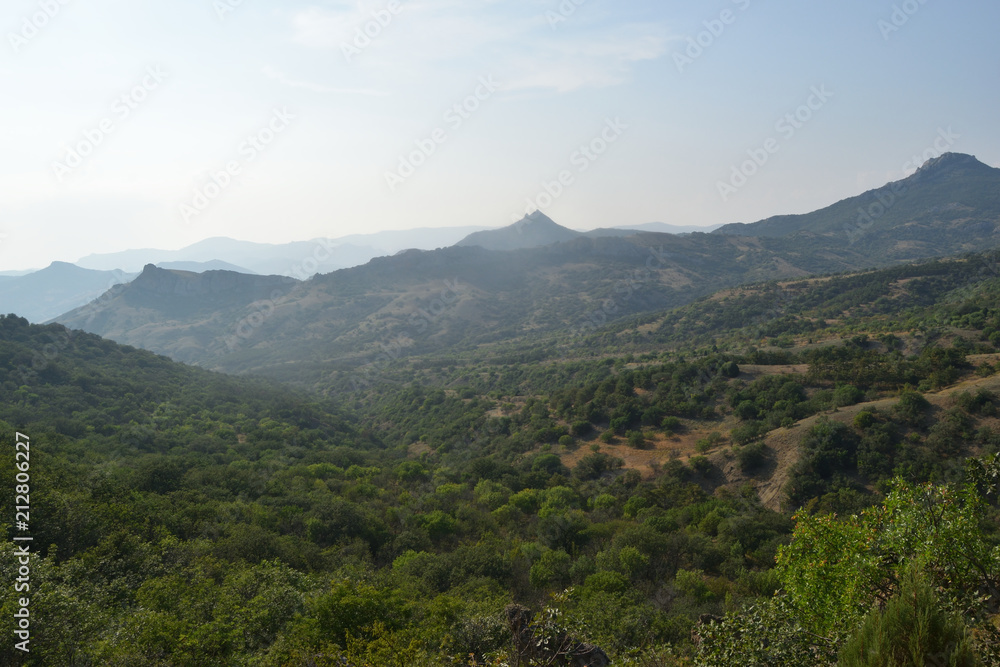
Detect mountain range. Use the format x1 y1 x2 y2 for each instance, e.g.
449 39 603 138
52 154 1000 390
74 226 505 276
5 154 1000 665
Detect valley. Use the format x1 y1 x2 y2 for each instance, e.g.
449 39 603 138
1 154 1000 665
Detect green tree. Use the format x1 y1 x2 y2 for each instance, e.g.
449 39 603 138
838 567 980 667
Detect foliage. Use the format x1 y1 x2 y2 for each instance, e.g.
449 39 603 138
838 567 981 667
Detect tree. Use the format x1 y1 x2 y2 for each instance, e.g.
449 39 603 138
838 567 980 667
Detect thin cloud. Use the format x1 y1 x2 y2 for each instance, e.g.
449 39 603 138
503 26 670 93
262 66 390 97
288 2 669 93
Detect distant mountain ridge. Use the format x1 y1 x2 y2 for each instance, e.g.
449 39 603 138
76 237 382 277
52 152 1000 388
453 212 709 251
714 153 1000 258
75 227 498 277
0 262 135 323
611 222 724 234
157 260 256 274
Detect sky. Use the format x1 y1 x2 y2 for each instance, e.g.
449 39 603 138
1 0 998 270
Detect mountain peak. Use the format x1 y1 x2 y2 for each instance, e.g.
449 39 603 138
455 212 581 251
46 261 85 272
914 152 991 177
512 211 560 230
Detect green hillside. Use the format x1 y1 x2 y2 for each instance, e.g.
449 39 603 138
5 233 1000 663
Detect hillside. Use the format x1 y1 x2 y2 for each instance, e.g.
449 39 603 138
715 153 1000 262
5 243 1000 662
56 265 298 365
56 231 838 383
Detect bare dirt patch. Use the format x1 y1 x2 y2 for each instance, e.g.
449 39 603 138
558 368 1000 513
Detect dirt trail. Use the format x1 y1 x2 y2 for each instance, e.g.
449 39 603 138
747 371 1000 511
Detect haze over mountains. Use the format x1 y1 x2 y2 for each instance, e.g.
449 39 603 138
454 213 720 251
0 263 135 323
75 227 499 275
53 153 1000 389
2 221 714 323
8 154 1000 665
2 227 492 322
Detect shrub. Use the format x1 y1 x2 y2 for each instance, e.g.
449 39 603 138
839 568 981 667
735 441 767 472
894 389 931 424
661 416 682 432
833 384 864 407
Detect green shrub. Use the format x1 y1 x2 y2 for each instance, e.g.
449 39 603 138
735 441 767 472
838 568 981 667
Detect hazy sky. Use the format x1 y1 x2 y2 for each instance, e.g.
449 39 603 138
2 0 998 270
